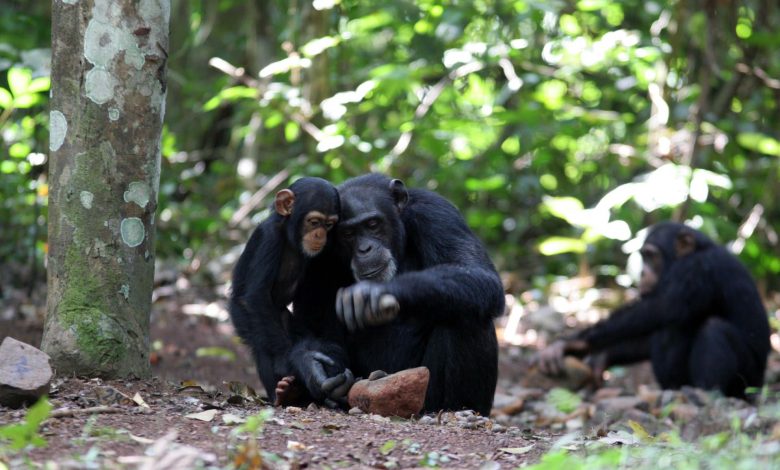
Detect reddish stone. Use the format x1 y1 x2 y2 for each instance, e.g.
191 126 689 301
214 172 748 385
348 367 429 418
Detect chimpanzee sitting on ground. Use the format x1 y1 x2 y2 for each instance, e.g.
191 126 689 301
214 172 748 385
538 222 770 399
286 174 505 415
229 177 353 405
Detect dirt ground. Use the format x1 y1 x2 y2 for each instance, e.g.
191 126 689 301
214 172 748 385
0 308 554 469
2 276 779 468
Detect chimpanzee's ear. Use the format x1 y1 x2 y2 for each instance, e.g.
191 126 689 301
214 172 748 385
674 229 696 258
275 189 295 216
389 179 408 211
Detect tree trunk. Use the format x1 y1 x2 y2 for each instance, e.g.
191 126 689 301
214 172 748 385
42 0 169 378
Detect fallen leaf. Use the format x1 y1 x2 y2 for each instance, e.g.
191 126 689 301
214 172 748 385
380 439 397 455
129 434 154 444
499 445 534 455
627 420 651 441
287 440 308 451
185 409 218 422
222 413 245 425
598 430 640 445
132 392 150 409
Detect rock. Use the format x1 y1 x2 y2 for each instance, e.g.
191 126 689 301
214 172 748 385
0 337 53 408
347 367 429 418
597 396 646 412
520 356 593 391
347 406 363 415
670 403 699 422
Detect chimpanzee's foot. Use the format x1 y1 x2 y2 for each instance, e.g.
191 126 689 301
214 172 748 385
274 376 307 407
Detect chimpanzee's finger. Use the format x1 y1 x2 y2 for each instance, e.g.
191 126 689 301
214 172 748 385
311 352 336 367
351 287 366 330
328 368 355 399
321 372 346 394
340 288 357 332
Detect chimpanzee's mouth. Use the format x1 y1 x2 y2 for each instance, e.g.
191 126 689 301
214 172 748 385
359 266 386 280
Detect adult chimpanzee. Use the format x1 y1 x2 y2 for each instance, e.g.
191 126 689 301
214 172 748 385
538 222 770 399
287 174 505 415
229 177 352 405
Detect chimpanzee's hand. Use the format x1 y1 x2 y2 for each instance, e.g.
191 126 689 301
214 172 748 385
336 281 400 331
536 339 589 376
536 340 567 376
298 351 354 405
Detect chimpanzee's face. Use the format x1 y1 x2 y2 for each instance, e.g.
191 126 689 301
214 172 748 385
639 243 663 295
337 190 400 282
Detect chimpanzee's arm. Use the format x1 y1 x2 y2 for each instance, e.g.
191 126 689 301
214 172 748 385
287 251 355 405
579 251 715 351
389 193 505 324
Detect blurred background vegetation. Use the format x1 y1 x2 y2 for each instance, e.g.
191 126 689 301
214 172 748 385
2 0 780 301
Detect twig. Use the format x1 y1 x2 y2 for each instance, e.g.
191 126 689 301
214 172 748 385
49 406 124 418
229 169 290 227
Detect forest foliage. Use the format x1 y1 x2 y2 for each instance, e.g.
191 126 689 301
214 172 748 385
1 0 779 292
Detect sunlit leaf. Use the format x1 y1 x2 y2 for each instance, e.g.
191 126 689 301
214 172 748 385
0 88 12 109
538 236 587 256
195 347 236 361
736 132 780 157
7 68 32 97
27 76 51 94
541 196 584 224
546 387 581 413
13 93 44 109
301 36 340 58
465 175 506 192
285 121 300 142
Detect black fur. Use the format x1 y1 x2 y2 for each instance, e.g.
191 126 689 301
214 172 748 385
229 177 339 402
289 174 504 414
579 222 770 398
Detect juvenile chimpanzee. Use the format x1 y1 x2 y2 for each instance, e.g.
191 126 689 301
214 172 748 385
288 174 505 415
539 222 770 399
229 177 350 405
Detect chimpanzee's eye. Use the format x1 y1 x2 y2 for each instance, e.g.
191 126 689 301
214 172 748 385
325 221 335 231
366 218 380 229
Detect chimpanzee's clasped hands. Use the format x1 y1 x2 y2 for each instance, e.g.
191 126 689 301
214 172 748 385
336 281 400 331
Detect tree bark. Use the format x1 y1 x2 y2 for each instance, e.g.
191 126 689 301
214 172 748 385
43 0 169 378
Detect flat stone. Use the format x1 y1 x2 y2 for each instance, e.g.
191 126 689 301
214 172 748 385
347 367 429 418
521 356 593 391
596 396 646 413
0 337 53 408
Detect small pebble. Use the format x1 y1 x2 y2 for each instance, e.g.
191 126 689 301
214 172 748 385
286 406 303 414
348 407 364 415
459 422 478 430
307 402 319 411
491 424 507 433
418 415 436 425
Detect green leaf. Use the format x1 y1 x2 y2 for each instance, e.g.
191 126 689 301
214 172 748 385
736 132 780 157
25 399 52 429
380 439 397 455
27 76 51 94
285 121 300 142
546 387 581 413
465 175 506 192
13 93 44 109
538 236 587 256
7 68 32 97
541 196 584 224
301 36 340 58
203 86 258 111
0 88 12 108
9 142 30 158
195 347 236 361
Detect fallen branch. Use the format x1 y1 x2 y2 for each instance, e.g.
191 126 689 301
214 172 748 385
49 406 124 419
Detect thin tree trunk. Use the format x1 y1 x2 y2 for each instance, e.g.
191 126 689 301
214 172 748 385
43 0 169 378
